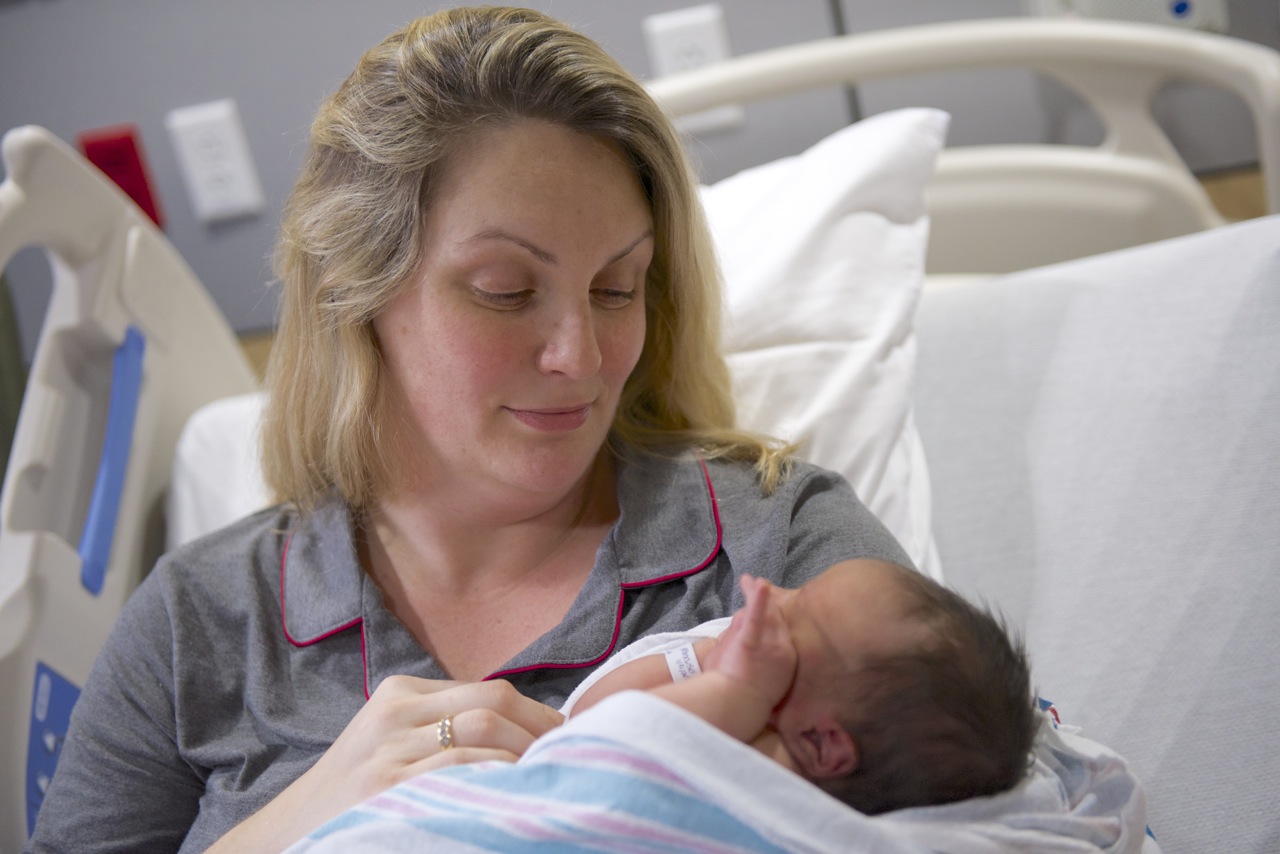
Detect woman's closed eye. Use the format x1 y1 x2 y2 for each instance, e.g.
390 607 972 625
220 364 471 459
470 286 534 310
591 287 637 309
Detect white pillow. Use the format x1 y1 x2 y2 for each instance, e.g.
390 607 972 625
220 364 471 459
167 391 269 551
702 108 949 580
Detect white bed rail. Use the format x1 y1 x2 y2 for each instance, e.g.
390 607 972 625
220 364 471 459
650 18 1280 273
0 126 258 849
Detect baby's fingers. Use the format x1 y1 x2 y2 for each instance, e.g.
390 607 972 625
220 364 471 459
732 576 769 644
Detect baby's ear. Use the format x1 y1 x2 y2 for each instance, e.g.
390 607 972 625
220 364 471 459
793 713 858 779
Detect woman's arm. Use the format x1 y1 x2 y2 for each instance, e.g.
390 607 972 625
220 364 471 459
29 567 563 854
27 578 204 852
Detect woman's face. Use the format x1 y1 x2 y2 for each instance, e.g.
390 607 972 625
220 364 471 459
373 120 653 513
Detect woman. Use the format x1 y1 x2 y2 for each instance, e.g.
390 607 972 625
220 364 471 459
29 7 911 852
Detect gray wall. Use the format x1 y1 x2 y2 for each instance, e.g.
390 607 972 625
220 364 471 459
2 0 1278 359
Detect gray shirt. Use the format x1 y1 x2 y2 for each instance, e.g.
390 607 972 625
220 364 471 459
28 451 909 853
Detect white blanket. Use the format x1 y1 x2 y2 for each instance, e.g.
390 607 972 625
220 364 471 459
288 691 1155 854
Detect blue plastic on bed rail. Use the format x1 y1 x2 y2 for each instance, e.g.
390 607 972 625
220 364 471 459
78 325 145 595
27 662 80 834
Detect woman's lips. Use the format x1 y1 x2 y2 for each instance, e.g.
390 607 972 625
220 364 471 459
506 404 592 432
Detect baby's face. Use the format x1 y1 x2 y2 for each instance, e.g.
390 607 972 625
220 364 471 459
766 560 926 730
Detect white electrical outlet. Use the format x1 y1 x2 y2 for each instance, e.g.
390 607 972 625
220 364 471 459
165 98 266 224
643 4 745 135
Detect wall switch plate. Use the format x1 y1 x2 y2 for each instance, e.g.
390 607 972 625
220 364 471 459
165 98 265 224
643 4 745 136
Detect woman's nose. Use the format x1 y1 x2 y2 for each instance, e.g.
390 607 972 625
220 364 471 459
536 303 602 379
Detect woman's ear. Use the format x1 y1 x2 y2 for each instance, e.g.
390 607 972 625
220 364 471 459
793 713 858 779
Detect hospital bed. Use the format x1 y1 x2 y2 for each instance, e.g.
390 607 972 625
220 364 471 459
2 16 1278 854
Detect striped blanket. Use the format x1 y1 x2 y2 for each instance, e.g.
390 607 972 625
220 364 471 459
288 691 1154 853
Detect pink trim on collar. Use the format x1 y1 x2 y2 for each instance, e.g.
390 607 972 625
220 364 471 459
485 455 723 681
361 621 371 700
484 592 627 682
620 455 723 589
275 456 723 690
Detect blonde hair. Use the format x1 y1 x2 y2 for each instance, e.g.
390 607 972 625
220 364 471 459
263 6 791 512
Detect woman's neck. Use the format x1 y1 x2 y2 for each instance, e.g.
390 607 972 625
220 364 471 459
357 453 619 679
366 453 614 583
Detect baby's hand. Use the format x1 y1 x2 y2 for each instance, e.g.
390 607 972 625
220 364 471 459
705 575 797 708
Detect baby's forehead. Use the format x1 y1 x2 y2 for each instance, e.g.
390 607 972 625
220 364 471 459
800 560 928 653
809 558 911 602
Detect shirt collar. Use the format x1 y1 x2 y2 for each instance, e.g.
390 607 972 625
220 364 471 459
279 495 364 645
278 451 722 676
610 450 722 587
491 451 722 676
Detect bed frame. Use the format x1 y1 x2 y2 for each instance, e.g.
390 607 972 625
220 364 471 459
0 127 257 847
649 17 1280 275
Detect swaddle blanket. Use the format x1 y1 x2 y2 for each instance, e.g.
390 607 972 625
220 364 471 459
288 691 1154 854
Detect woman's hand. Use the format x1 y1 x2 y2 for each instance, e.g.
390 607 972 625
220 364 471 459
207 677 563 853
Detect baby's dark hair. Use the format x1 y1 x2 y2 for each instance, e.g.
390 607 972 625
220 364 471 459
821 564 1039 815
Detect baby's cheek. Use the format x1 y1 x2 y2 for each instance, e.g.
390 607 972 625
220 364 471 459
751 727 799 773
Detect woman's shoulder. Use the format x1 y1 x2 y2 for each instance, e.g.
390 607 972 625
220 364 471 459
616 448 864 532
84 504 307 705
698 454 856 518
163 502 295 568
618 447 847 495
696 451 912 577
704 453 845 490
142 503 302 617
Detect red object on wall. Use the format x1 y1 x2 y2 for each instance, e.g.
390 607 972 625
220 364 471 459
77 125 165 229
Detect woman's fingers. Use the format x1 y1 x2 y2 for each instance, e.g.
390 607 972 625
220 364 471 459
437 703 555 757
370 676 564 738
407 746 522 776
208 680 560 850
446 679 564 739
319 676 563 798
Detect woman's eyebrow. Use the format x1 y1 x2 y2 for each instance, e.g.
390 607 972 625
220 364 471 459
607 231 655 266
467 228 557 264
465 228 653 267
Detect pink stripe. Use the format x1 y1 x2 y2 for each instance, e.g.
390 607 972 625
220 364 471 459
552 813 741 854
485 592 626 682
280 457 722 694
361 621 371 700
487 456 722 682
386 771 742 853
278 530 368 700
502 811 734 854
543 743 693 789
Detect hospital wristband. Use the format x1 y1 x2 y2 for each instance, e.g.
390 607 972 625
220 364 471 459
663 643 702 683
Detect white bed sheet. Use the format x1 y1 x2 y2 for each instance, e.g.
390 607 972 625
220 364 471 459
914 215 1280 854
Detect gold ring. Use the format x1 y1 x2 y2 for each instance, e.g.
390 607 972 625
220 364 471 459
436 714 454 751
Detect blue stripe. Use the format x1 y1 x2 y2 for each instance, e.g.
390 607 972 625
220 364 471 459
310 752 792 853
